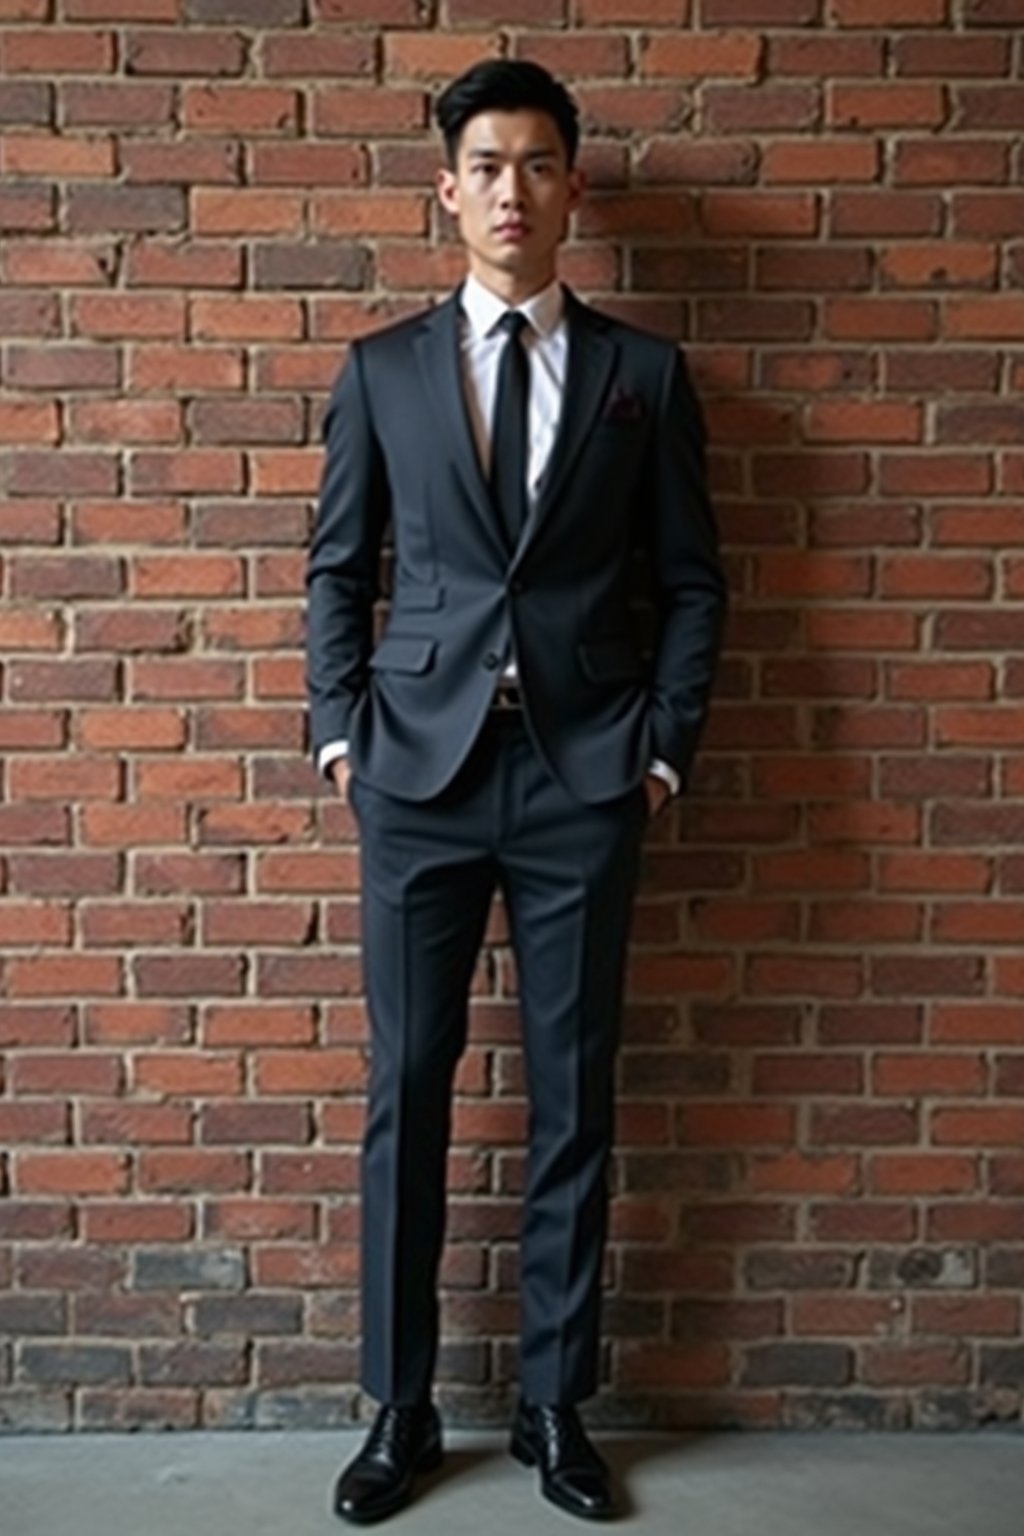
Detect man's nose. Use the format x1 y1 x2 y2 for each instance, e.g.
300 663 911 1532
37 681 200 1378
497 164 526 204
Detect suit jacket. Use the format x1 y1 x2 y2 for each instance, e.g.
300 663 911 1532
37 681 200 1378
306 282 727 804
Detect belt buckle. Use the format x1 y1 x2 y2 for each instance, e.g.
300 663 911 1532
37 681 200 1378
492 682 522 711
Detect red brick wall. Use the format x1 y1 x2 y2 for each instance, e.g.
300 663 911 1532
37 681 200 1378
2 0 1023 1433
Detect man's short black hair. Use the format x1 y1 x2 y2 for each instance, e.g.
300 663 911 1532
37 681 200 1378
435 59 580 169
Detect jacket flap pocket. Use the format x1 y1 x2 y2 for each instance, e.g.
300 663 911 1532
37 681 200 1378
578 640 644 681
369 635 437 674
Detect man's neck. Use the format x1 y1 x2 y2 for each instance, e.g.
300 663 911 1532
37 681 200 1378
466 265 558 307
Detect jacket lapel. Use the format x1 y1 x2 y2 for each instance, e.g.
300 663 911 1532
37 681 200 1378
511 287 617 569
413 284 509 561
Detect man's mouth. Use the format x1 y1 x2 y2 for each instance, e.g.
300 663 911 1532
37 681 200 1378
495 223 529 239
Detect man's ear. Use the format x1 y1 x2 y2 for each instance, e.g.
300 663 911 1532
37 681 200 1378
567 165 585 214
436 166 458 217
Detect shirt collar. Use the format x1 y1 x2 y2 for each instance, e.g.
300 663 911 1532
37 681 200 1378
460 272 565 341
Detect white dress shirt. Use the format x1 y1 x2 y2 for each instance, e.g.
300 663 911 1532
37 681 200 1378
317 270 679 797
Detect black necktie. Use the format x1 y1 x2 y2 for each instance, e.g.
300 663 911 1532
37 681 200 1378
490 310 530 548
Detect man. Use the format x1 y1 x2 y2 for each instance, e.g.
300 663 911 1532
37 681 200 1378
306 59 727 1524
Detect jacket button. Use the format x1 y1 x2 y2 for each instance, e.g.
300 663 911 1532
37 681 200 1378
483 651 500 670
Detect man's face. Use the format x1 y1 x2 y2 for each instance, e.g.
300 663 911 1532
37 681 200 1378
436 108 584 294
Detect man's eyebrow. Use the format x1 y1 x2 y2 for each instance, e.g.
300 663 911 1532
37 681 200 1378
466 147 560 160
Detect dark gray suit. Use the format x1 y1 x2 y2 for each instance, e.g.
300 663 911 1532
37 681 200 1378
306 282 726 1406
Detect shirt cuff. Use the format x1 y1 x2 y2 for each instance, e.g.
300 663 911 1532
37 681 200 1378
317 740 349 780
646 757 681 798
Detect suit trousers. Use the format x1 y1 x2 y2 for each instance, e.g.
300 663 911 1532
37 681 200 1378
347 708 648 1407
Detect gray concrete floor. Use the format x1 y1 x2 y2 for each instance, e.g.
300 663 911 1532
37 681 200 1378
2 1428 1022 1536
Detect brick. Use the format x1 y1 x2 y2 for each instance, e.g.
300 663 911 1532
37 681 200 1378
132 1246 245 1291
385 32 501 81
16 1151 129 1195
7 660 117 706
80 804 187 848
67 400 182 444
251 242 370 290
895 33 1011 75
0 291 59 336
61 82 174 128
9 755 121 800
124 239 242 288
73 500 187 545
79 901 191 948
75 608 188 654
637 140 756 186
2 133 114 178
128 450 243 496
19 1344 131 1385
835 189 945 236
641 34 762 78
129 346 244 392
769 34 883 76
0 711 66 752
957 86 1024 128
182 85 299 134
200 1102 312 1145
262 33 374 77
5 453 118 499
135 759 244 801
191 189 304 236
894 139 1008 185
312 90 427 138
743 1344 852 1388
134 852 244 896
5 30 115 73
863 1343 969 1388
65 185 184 235
125 29 246 76
4 239 115 285
313 188 424 235
191 295 302 340
121 140 240 186
881 242 998 290
6 344 119 390
514 31 629 77
132 553 244 597
133 956 246 999
0 805 69 846
131 657 244 700
830 84 948 129
78 708 187 751
72 292 185 339
704 84 820 134
0 500 60 543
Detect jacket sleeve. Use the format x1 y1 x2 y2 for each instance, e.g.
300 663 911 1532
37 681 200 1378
642 346 728 789
305 342 390 764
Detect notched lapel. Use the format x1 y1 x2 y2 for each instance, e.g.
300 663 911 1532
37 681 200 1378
413 289 508 559
515 292 617 560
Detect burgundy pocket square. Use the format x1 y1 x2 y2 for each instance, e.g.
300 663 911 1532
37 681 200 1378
602 391 645 423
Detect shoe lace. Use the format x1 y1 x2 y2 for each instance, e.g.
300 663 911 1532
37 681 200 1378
366 1403 426 1457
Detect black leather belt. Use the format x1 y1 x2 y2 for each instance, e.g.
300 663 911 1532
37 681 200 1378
490 681 524 710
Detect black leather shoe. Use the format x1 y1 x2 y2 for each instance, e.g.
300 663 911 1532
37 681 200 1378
333 1401 443 1524
510 1398 614 1521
